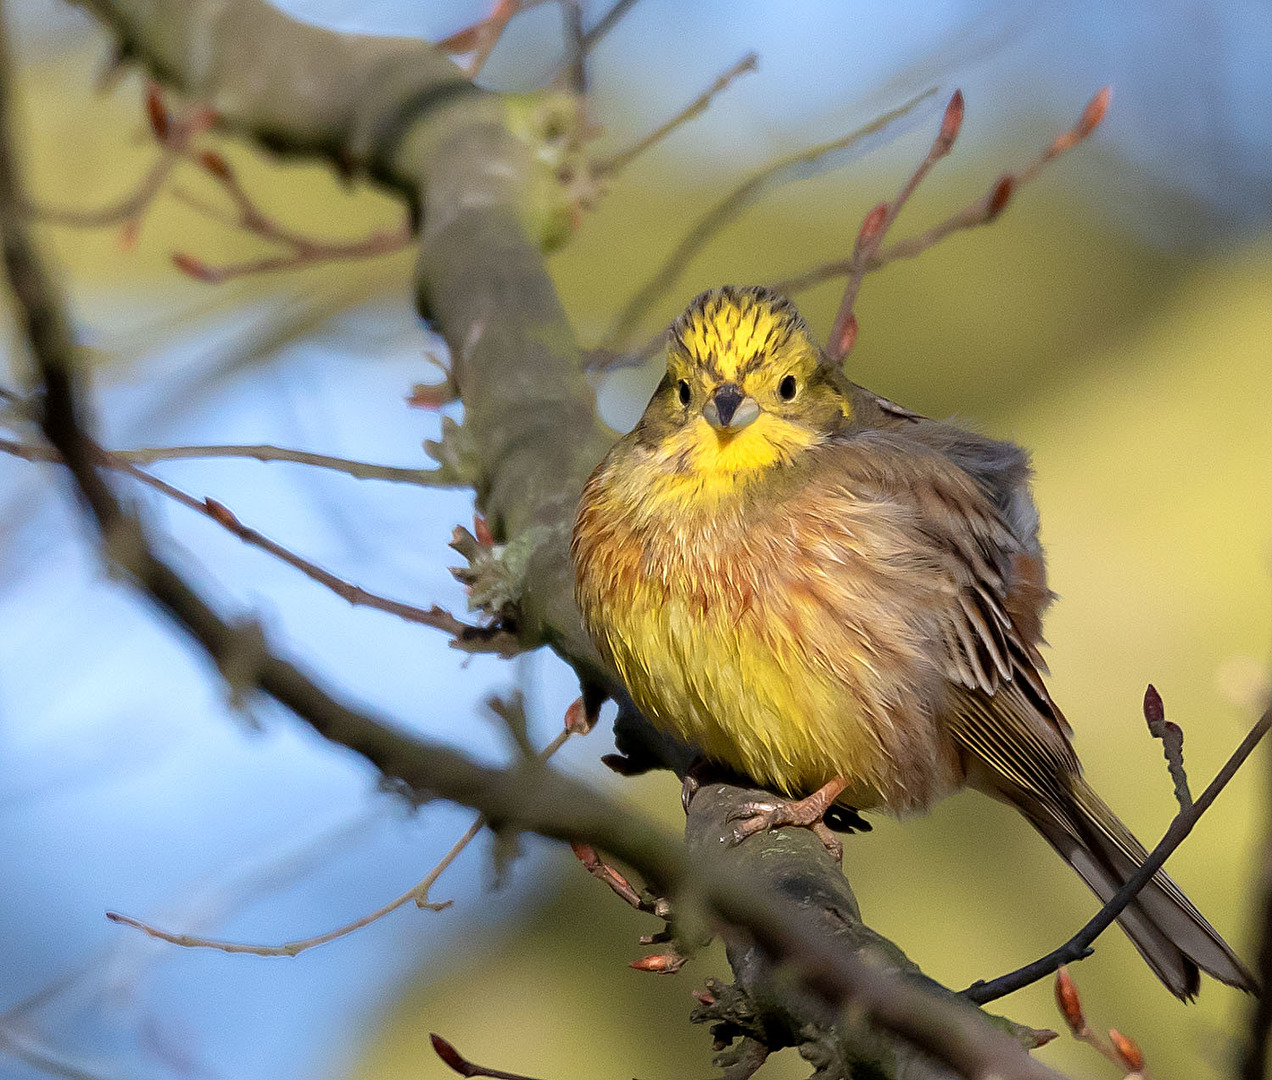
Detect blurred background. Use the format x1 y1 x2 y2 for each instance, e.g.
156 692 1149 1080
1 2 1270 1079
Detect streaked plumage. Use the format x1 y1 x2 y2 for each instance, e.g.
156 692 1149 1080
572 285 1255 999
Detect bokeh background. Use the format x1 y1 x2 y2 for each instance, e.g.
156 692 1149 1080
1 2 1270 1079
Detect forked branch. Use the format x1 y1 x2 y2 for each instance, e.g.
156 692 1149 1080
769 87 1112 358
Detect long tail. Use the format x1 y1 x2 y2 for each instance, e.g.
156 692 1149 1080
1018 775 1256 999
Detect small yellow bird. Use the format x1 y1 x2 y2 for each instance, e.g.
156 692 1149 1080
572 284 1255 999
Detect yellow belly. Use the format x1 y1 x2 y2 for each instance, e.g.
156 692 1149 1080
603 582 892 808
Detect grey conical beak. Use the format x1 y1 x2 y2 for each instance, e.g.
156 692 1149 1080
703 383 760 430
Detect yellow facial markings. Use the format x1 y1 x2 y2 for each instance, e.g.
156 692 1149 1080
676 291 798 384
639 414 819 510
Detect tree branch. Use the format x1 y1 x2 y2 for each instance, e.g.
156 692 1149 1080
965 698 1271 1004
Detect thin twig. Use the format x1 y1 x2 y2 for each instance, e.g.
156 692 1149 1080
26 151 177 231
578 0 643 53
27 83 213 244
106 726 575 956
596 53 758 177
1143 684 1192 811
597 88 935 352
96 442 449 485
431 1033 546 1080
0 437 511 650
827 88 964 359
774 87 1112 347
170 150 412 282
965 699 1272 1004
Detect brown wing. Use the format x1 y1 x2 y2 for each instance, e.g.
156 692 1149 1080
841 431 1253 996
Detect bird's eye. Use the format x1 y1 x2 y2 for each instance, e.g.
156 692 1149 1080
677 380 691 406
778 374 798 401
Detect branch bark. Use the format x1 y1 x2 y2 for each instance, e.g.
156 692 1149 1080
10 3 1075 1076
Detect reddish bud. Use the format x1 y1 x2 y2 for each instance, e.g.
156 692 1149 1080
1143 683 1164 728
145 82 170 142
630 953 685 974
692 989 716 1005
117 218 140 252
832 313 858 359
406 381 453 409
935 89 964 155
200 150 233 181
1077 86 1112 139
429 1034 474 1077
1054 967 1085 1035
986 174 1014 220
570 841 600 868
854 201 889 255
171 252 218 282
1109 1028 1145 1073
472 514 495 547
564 695 597 736
203 498 240 530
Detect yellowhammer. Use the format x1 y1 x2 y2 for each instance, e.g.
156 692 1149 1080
571 283 1254 999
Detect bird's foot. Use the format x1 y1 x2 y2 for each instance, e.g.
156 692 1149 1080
726 777 851 863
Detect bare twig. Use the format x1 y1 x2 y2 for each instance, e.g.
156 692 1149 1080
598 88 936 352
170 149 412 282
965 697 1272 1004
0 437 513 651
775 87 1112 353
1143 683 1192 812
431 1033 546 1080
27 83 213 245
596 53 758 177
103 442 450 486
578 0 643 53
1242 689 1272 1080
827 88 964 359
105 725 576 956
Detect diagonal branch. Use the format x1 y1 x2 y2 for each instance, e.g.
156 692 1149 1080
0 436 513 651
595 52 758 177
597 88 936 353
965 697 1271 1004
106 725 576 957
774 87 1112 353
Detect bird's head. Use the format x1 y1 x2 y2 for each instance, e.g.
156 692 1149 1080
633 286 852 487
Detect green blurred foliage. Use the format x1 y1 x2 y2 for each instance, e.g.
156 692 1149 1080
16 34 1271 1080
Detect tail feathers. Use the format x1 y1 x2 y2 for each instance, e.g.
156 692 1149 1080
1024 778 1257 999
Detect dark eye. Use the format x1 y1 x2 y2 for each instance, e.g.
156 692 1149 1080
778 374 798 401
677 380 691 406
